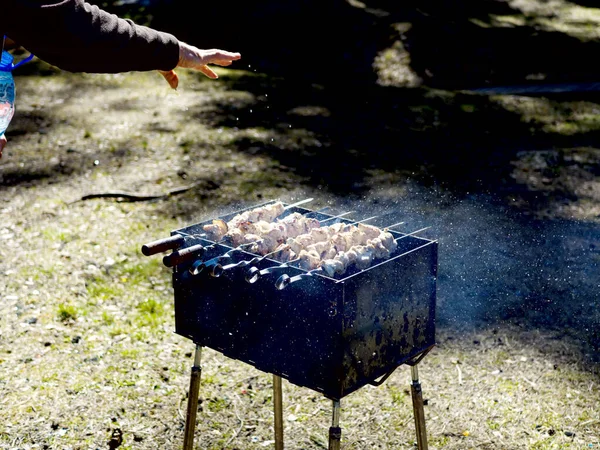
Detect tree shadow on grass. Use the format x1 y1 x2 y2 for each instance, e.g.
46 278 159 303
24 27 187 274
130 0 600 89
0 70 170 190
402 6 600 89
187 70 600 203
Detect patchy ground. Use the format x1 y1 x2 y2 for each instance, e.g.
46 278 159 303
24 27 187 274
2 5 600 446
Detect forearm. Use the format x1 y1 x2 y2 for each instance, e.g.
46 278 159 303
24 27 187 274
3 0 180 73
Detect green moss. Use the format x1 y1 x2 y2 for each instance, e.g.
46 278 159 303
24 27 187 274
57 303 78 322
388 386 407 404
430 435 450 446
87 279 125 302
135 298 165 328
486 419 500 430
498 378 520 393
120 348 141 359
122 259 164 282
101 311 115 325
108 325 129 338
42 228 72 243
206 397 229 413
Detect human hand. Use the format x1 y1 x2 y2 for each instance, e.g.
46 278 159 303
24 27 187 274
158 42 241 89
0 135 6 160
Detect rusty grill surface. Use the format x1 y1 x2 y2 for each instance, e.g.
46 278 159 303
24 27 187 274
144 200 438 400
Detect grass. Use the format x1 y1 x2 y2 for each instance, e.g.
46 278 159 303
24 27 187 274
57 303 78 322
1 2 600 447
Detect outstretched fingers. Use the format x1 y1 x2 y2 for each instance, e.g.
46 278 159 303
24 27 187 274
201 49 241 63
158 69 179 89
199 65 218 79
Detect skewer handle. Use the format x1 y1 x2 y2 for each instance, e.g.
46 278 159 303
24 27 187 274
141 235 185 256
163 244 206 268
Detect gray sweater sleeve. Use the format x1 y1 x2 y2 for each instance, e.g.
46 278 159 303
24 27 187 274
2 0 180 73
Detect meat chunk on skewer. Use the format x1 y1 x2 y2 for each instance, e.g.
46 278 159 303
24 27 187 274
203 202 286 241
357 223 382 240
229 202 285 228
287 222 352 254
243 214 321 255
297 249 321 271
202 219 228 242
289 228 399 275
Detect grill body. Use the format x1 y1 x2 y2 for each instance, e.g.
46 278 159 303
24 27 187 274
171 203 437 400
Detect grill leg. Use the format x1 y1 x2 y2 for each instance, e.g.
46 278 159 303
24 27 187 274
273 375 284 450
410 365 429 450
183 345 202 450
328 400 341 450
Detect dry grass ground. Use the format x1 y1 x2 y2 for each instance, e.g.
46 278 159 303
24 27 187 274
1 30 600 450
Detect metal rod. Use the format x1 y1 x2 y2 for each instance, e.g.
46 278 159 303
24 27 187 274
394 226 431 242
356 215 377 224
183 345 202 450
328 400 342 450
384 221 405 229
320 211 354 223
273 375 284 450
284 197 314 210
410 365 429 450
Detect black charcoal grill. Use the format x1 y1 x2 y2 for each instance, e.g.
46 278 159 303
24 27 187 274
142 200 438 450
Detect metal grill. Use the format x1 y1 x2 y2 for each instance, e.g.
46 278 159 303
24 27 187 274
142 199 438 450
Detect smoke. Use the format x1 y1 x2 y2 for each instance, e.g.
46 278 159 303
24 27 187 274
323 183 600 352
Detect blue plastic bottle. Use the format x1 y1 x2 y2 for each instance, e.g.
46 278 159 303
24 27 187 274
0 48 34 137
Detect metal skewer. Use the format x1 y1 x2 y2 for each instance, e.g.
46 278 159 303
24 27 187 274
394 226 431 242
320 211 355 223
284 197 314 210
180 211 372 245
211 244 287 279
188 241 261 276
384 221 405 230
355 215 378 224
275 267 323 290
